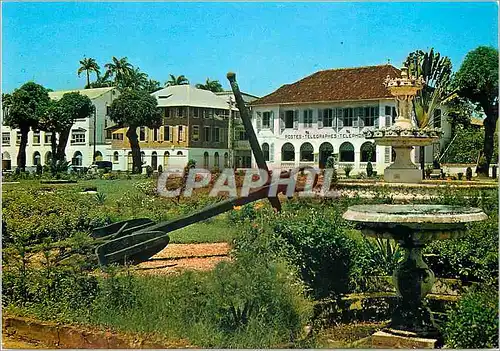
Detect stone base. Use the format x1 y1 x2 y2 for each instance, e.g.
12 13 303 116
371 330 437 349
384 168 422 183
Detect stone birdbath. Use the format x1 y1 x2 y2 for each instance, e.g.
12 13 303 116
343 204 487 338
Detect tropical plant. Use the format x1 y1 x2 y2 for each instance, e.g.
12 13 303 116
104 56 134 88
196 78 224 92
88 75 114 88
108 89 161 173
366 161 373 177
404 48 453 178
144 79 161 93
120 67 148 91
4 82 51 171
77 57 101 89
165 74 189 87
343 164 353 178
453 46 498 176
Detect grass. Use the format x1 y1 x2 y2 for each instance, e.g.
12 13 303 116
168 216 236 244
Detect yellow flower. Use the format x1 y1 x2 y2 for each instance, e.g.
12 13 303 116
254 202 264 210
233 206 242 211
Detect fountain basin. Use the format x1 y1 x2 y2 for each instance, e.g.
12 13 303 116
343 204 487 336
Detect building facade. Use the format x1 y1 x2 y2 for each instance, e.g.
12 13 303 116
2 87 119 171
110 85 243 171
249 65 451 174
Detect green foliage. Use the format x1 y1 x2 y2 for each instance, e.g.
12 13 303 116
165 74 189 87
366 162 373 177
108 89 161 128
343 164 353 178
77 57 100 89
466 167 473 180
443 286 499 348
94 192 107 205
145 165 153 178
195 78 224 93
453 46 498 107
442 126 498 164
3 82 50 130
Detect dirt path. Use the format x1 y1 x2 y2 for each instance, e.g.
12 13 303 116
135 243 231 274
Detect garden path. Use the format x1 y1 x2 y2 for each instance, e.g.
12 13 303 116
135 242 231 274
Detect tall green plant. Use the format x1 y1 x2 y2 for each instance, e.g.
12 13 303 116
404 49 453 177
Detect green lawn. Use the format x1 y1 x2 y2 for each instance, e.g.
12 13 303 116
168 216 236 244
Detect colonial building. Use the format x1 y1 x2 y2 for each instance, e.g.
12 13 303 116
110 85 244 171
2 87 118 171
249 65 451 174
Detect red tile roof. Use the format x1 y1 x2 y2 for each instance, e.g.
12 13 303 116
251 65 401 106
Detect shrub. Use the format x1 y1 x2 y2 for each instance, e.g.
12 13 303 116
466 166 473 180
443 286 498 348
457 172 463 180
425 165 433 179
366 162 373 177
157 165 163 173
145 165 153 178
343 164 353 178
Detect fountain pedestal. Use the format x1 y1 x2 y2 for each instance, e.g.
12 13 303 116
343 205 487 344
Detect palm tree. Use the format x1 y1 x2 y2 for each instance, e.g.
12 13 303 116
404 48 453 177
165 74 189 87
196 78 224 92
77 57 101 89
105 56 134 87
121 67 149 91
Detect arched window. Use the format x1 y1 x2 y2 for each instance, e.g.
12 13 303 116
113 151 119 162
319 142 334 168
300 142 314 162
33 151 41 166
281 143 295 161
339 142 355 162
94 151 103 161
262 143 270 161
224 152 229 167
214 152 220 168
45 151 52 165
163 151 170 167
151 151 158 170
203 152 209 168
177 151 183 156
360 142 376 162
72 151 83 166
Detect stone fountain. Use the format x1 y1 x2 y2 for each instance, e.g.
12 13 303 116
364 66 441 183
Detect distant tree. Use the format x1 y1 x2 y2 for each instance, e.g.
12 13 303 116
165 74 189 87
404 48 452 177
121 67 149 91
4 82 50 171
195 78 224 92
453 46 499 176
105 56 134 88
40 92 94 164
77 57 101 89
88 75 114 88
108 90 161 173
2 93 12 120
144 79 161 93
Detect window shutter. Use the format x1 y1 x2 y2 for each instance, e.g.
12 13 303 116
317 109 323 129
280 111 285 132
293 110 299 129
385 116 391 126
385 147 390 163
270 143 274 161
170 126 174 142
159 126 164 141
184 126 187 142
256 112 262 132
270 111 275 133
337 108 344 129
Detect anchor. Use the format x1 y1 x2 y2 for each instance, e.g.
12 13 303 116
86 72 307 266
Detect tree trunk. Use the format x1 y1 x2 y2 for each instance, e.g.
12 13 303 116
419 146 425 179
126 126 142 174
477 103 497 177
56 128 71 163
86 70 90 89
16 125 29 172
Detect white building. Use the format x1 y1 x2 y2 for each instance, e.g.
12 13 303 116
249 65 451 175
2 87 118 171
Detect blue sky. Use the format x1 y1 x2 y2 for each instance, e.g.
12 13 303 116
2 2 498 96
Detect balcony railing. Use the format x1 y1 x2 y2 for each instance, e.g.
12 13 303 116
233 140 251 150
